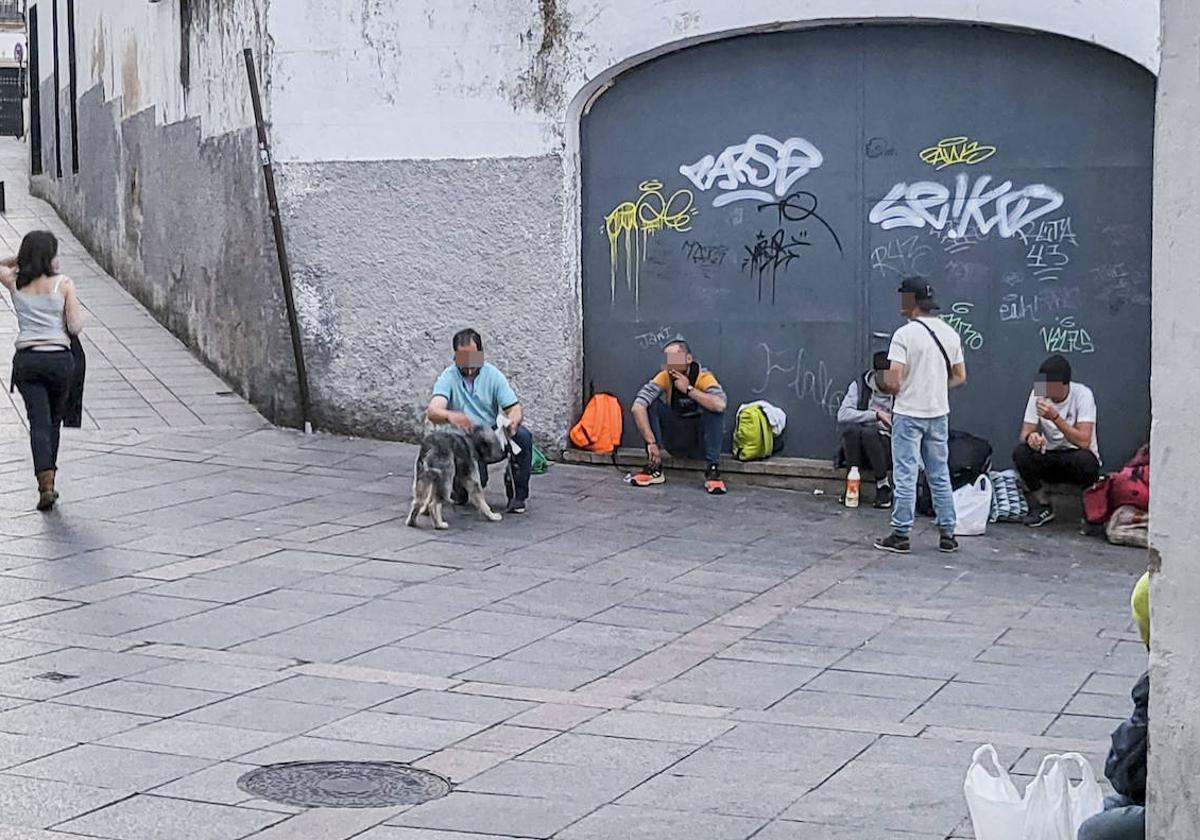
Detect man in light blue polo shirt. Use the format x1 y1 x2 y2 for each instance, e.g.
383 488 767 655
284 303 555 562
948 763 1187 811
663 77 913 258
426 328 533 514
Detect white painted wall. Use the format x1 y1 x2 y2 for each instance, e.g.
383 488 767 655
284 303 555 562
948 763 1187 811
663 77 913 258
30 0 266 136
0 30 25 65
267 0 1160 164
1150 0 1200 836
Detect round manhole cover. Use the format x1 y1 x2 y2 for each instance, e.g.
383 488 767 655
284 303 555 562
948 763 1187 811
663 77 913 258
236 761 451 809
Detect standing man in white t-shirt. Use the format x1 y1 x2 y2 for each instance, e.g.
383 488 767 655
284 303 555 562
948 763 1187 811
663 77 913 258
875 277 967 554
1013 354 1101 527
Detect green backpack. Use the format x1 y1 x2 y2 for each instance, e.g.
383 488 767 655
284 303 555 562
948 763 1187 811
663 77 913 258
732 404 774 462
530 446 549 475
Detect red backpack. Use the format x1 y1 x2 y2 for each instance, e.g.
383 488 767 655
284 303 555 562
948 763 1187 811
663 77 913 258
1084 445 1150 524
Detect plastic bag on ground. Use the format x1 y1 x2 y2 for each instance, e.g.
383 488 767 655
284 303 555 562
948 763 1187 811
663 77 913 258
954 474 992 536
964 745 1104 840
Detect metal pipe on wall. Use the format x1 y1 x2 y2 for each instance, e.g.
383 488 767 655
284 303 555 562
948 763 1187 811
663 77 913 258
243 47 313 433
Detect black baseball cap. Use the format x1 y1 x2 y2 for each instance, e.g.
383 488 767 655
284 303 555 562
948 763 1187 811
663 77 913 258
898 276 940 311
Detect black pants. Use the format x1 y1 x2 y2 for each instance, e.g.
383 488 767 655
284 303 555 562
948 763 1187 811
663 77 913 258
842 426 892 478
1011 443 1100 493
13 349 75 473
478 425 533 502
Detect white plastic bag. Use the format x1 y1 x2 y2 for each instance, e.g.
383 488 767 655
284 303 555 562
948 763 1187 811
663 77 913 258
964 745 1105 840
963 745 1023 840
954 474 992 536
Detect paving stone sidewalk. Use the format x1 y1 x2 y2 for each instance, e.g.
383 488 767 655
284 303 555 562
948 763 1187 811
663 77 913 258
0 139 1148 839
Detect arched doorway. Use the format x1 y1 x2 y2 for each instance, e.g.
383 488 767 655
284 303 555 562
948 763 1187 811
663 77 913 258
580 24 1154 464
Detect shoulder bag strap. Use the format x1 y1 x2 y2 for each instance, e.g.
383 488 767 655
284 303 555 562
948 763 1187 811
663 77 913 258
914 319 953 376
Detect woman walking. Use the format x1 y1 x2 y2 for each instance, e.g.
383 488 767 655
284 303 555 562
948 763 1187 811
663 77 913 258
1 231 84 511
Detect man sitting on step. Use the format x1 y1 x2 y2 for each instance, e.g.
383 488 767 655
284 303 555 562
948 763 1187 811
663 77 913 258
1012 354 1100 527
629 337 728 495
837 351 895 509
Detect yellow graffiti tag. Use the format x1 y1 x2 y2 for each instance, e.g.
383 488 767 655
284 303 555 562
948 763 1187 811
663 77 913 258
605 180 697 309
919 136 998 170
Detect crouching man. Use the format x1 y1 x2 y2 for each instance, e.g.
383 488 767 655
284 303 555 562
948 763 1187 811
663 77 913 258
838 350 895 509
630 338 728 495
1013 354 1100 527
426 328 533 514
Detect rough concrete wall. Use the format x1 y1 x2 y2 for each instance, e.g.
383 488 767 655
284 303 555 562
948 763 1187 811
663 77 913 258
1149 0 1200 834
31 82 299 426
274 156 572 445
26 0 296 425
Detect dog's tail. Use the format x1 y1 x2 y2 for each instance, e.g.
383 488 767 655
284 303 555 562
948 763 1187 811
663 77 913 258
418 449 446 486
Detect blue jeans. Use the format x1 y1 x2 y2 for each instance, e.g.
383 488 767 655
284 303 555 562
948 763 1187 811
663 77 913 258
890 413 955 536
1077 796 1145 840
649 401 723 467
479 425 533 502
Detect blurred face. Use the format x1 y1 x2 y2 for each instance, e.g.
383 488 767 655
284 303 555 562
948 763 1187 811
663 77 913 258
455 342 484 378
663 344 692 373
1035 379 1070 402
900 292 918 315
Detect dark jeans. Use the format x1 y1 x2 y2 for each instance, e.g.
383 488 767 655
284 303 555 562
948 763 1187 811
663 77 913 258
12 349 75 473
1011 443 1100 493
479 425 533 502
842 425 892 479
649 400 723 467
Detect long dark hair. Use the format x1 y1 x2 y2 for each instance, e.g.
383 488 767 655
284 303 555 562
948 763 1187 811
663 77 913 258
16 231 59 289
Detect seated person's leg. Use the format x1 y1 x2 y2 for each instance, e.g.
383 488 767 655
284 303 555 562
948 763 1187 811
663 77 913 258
1012 442 1048 501
648 402 666 461
1077 804 1145 840
863 429 893 507
511 426 534 505
699 406 725 469
1040 448 1101 488
841 427 867 468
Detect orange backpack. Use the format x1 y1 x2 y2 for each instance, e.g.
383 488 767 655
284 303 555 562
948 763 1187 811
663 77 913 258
570 393 623 453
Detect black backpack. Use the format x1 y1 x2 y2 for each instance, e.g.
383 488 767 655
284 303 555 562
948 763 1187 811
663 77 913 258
915 430 993 517
948 430 993 489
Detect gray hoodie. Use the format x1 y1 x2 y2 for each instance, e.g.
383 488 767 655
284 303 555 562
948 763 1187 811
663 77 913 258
838 372 894 433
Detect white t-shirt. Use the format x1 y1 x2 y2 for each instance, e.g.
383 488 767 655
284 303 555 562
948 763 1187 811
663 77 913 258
1023 383 1101 462
888 316 965 418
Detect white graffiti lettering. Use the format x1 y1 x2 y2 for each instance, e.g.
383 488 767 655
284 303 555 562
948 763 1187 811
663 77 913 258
1041 317 1095 355
941 302 985 351
1018 216 1078 282
751 344 844 417
871 235 934 277
633 326 676 349
868 173 1064 240
1000 285 1084 323
680 135 824 208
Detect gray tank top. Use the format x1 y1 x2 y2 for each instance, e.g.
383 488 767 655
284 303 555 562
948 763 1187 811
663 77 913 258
12 277 70 349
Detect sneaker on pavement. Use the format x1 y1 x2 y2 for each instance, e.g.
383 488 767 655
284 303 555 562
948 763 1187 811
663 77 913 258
631 465 665 487
704 465 727 495
506 498 527 514
1024 504 1055 528
874 532 911 554
939 532 960 553
873 485 894 509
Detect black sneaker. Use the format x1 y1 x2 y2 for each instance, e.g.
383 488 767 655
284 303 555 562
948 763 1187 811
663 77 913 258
1024 504 1055 528
939 533 959 553
874 533 911 554
873 485 894 509
506 498 527 515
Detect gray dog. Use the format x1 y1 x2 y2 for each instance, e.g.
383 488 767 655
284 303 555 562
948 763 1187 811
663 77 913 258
406 426 510 529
